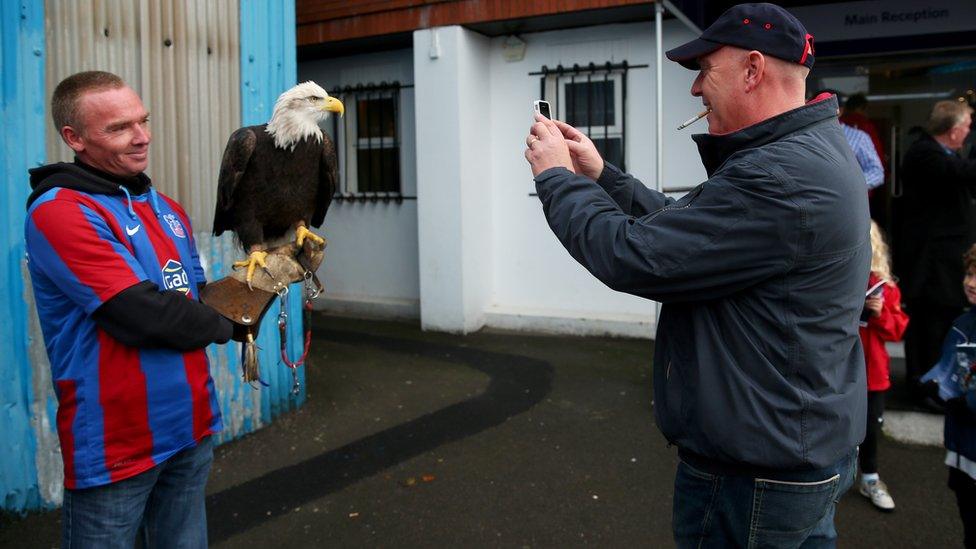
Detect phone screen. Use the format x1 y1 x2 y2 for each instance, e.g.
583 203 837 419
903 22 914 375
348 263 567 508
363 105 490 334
536 101 551 119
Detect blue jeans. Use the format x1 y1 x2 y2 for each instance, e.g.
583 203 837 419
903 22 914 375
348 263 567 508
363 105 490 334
673 448 856 548
62 437 213 549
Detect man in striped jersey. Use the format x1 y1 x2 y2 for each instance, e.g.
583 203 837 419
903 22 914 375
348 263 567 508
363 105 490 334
25 71 242 548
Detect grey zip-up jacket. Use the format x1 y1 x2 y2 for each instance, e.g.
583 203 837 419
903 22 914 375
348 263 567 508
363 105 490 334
535 96 869 470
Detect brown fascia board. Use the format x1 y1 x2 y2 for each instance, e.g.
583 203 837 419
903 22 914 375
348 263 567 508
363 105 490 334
297 0 654 46
298 0 456 24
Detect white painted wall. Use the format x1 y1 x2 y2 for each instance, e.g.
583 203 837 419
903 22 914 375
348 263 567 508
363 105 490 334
485 20 705 337
300 50 420 318
299 20 711 337
413 27 494 333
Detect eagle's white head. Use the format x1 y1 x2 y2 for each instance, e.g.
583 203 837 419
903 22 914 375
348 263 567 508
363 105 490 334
265 81 344 151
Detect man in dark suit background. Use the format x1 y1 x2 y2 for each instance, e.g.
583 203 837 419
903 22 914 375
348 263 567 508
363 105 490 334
898 100 976 403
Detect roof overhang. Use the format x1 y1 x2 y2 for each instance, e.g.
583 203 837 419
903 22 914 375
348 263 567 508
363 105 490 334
297 0 660 58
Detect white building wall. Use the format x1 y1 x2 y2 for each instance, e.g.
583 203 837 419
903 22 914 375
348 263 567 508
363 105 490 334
414 27 494 333
299 50 420 319
299 19 710 337
485 20 705 337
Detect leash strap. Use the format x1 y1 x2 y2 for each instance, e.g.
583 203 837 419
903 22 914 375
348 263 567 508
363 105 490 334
278 272 319 395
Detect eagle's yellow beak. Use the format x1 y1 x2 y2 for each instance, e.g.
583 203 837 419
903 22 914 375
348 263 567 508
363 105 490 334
323 96 344 117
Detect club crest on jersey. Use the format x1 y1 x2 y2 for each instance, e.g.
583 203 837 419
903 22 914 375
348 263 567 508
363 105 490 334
161 259 190 294
163 214 186 238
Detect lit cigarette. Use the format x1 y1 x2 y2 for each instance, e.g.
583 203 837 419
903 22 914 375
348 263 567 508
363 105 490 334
677 108 712 130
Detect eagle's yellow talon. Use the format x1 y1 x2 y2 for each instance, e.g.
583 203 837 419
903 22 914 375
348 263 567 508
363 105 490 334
296 225 326 248
233 251 269 290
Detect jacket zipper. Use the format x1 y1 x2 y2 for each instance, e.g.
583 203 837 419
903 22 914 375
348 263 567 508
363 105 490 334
646 186 705 222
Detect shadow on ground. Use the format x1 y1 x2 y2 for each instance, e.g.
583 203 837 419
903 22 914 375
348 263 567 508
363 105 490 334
207 326 554 542
0 314 963 547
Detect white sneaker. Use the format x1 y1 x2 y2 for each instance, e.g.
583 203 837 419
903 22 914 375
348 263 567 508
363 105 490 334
859 478 895 511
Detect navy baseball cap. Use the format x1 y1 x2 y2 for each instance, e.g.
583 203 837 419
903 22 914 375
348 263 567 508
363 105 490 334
666 3 815 70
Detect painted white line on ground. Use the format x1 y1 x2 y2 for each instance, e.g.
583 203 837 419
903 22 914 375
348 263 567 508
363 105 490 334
883 410 943 447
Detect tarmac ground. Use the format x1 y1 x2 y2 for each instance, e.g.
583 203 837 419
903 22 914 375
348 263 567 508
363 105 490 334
0 314 962 547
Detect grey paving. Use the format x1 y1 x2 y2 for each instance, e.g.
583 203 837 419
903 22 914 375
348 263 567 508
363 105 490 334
0 315 963 547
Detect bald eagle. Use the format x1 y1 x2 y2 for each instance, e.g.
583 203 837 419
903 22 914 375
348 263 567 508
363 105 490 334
213 81 344 286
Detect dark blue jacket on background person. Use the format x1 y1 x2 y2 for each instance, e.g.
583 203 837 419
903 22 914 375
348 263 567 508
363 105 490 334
926 309 976 463
534 96 870 472
898 132 976 307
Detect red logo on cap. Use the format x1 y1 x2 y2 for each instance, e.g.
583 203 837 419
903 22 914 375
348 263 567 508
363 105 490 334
799 33 815 65
764 23 772 29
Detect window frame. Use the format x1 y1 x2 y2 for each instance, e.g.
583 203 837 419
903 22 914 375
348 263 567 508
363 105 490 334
556 72 624 137
327 82 410 202
536 62 638 172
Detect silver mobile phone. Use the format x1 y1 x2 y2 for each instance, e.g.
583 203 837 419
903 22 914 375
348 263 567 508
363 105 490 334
533 100 551 119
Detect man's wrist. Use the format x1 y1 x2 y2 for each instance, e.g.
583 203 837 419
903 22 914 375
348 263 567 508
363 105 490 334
587 160 605 181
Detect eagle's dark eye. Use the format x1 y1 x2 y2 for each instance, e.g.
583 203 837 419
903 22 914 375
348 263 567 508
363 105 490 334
308 96 322 102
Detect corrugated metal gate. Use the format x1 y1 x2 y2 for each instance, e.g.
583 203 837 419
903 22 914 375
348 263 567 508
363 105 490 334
45 0 240 229
1 0 305 513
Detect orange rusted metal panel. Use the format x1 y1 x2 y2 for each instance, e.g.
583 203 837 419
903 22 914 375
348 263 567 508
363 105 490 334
297 0 654 45
298 1 454 25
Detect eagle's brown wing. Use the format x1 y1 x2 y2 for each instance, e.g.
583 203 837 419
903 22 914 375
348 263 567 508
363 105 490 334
213 127 257 236
311 131 338 228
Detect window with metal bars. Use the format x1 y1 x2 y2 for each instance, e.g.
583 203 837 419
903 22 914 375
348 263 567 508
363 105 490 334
533 62 643 172
327 82 410 202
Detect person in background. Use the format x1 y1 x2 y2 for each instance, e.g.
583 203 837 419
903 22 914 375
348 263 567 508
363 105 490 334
842 103 884 190
899 100 976 405
858 221 909 511
815 89 884 190
841 93 886 172
922 244 976 547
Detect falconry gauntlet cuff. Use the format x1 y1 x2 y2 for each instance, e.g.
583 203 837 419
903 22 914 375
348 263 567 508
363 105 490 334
200 241 325 327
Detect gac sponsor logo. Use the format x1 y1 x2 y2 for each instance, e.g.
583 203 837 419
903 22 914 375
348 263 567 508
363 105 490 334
163 213 186 238
161 259 190 294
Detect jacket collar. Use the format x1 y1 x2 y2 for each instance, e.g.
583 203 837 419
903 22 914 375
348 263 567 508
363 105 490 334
911 131 958 156
692 95 840 177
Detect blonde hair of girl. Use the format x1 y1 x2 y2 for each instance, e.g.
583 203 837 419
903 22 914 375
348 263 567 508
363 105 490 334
870 221 893 283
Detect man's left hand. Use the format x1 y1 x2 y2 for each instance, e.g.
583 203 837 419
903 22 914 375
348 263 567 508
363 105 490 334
525 113 575 178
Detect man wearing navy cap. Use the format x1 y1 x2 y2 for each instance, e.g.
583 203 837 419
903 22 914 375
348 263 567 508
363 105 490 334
526 3 869 546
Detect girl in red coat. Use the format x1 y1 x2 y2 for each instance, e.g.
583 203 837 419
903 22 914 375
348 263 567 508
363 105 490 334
858 221 910 511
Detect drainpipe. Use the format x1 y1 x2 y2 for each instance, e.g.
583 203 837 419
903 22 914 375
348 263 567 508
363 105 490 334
655 1 664 191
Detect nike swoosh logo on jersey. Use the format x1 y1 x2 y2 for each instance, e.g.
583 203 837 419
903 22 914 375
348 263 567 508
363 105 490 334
126 225 141 236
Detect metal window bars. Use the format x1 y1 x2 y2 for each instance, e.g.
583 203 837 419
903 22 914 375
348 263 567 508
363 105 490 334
530 61 647 173
327 81 415 204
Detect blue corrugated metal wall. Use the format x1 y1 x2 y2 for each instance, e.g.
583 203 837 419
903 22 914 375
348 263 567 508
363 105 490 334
0 0 48 512
238 0 306 420
0 0 305 513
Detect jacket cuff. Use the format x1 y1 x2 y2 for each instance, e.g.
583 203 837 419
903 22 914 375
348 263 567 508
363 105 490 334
534 166 573 183
595 162 622 190
214 316 234 344
534 167 574 200
966 390 976 413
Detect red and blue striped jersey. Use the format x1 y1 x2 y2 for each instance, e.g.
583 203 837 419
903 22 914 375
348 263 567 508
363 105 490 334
25 183 223 489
